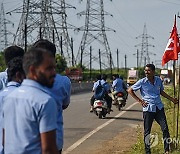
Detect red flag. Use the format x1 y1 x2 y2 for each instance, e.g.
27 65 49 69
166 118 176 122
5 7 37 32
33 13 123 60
162 15 180 66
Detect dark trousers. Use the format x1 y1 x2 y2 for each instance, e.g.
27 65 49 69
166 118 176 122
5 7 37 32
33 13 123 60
90 94 112 109
143 108 170 154
104 94 112 109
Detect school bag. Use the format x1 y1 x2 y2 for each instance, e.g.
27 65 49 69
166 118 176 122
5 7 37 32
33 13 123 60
94 81 106 100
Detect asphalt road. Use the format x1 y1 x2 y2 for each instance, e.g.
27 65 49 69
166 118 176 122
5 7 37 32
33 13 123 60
62 92 143 154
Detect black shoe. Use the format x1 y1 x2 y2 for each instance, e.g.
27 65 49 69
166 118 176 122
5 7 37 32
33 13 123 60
107 108 113 114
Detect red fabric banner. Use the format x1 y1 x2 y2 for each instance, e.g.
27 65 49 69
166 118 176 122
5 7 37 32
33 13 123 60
162 15 180 66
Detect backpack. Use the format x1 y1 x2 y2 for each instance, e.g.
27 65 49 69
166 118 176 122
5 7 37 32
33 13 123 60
94 81 106 100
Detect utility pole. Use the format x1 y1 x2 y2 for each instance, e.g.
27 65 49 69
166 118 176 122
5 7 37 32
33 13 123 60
110 52 112 77
0 3 14 51
8 0 76 66
89 46 92 80
135 23 155 67
133 49 139 68
125 54 127 74
24 23 27 52
144 57 147 66
99 49 102 74
80 46 83 68
71 37 74 66
75 0 115 69
117 49 119 72
60 36 63 56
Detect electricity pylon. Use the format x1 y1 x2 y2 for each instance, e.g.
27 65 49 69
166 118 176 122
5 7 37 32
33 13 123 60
0 3 14 51
7 0 75 66
75 0 115 69
135 23 155 67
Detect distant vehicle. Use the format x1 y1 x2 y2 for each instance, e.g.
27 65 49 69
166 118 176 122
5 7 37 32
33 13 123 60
160 69 172 84
65 68 83 81
127 69 139 85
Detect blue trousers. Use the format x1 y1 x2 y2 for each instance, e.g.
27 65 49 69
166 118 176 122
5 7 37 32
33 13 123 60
143 107 170 154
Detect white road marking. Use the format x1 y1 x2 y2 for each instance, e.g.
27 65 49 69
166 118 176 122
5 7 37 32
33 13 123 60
63 101 139 154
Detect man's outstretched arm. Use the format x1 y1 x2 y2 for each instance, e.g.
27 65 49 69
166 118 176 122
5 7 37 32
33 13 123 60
160 90 178 104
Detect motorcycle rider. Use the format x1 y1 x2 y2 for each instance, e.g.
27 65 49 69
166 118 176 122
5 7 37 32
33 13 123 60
111 74 128 105
90 74 112 113
90 74 102 112
101 74 112 113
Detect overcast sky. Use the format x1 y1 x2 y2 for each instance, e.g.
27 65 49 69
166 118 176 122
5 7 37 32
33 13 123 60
1 0 180 69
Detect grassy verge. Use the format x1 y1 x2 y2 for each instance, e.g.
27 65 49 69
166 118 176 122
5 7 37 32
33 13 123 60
130 86 180 154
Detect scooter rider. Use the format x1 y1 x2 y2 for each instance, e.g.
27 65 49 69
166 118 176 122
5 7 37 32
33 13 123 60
90 74 112 113
90 74 102 112
101 74 112 113
111 74 128 104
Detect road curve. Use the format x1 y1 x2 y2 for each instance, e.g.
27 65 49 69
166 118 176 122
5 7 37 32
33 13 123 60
63 92 143 154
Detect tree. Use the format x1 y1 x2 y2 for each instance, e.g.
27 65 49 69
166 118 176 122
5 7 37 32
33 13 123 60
0 52 6 71
74 63 87 71
55 54 67 73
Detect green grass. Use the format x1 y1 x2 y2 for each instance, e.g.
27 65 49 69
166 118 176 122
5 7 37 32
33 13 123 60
130 86 180 154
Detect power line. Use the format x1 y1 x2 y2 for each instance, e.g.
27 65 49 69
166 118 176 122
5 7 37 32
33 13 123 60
75 0 115 69
0 3 14 51
7 0 76 66
135 23 155 66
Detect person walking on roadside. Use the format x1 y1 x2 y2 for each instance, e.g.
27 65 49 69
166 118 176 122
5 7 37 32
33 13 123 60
2 47 58 154
33 39 71 153
128 64 178 154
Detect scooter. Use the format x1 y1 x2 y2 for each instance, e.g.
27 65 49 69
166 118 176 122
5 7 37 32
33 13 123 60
113 92 126 111
93 99 108 119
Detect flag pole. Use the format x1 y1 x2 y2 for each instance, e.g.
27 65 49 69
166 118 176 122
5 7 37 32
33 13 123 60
173 60 176 138
175 59 180 148
162 14 179 140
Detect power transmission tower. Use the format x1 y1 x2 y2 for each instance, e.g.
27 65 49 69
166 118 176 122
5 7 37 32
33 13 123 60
135 23 155 67
0 3 14 51
75 0 115 69
7 0 75 66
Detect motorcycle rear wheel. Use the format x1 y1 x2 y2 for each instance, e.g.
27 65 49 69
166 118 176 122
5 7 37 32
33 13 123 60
118 100 124 111
98 111 103 119
118 104 122 111
102 112 106 118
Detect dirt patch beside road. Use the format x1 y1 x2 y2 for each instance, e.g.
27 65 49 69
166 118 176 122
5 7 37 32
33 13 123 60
87 126 142 154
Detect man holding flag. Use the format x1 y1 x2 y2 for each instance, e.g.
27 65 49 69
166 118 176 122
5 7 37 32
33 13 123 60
128 64 178 154
128 16 179 154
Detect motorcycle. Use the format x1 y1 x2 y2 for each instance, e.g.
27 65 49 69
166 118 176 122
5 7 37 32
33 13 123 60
113 92 126 111
93 99 108 119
